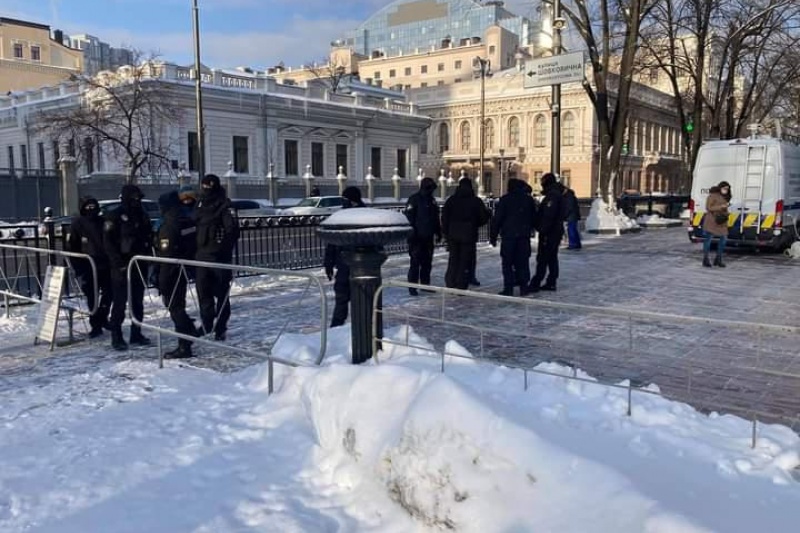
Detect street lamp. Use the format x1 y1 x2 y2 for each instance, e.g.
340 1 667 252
473 56 492 197
498 148 505 194
550 0 565 176
192 0 206 180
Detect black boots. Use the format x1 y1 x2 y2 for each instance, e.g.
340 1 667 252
703 255 712 267
129 327 151 346
498 288 514 296
714 256 726 268
111 328 128 351
164 341 194 359
409 287 419 296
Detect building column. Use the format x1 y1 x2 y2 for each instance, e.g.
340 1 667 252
59 157 79 217
354 130 366 183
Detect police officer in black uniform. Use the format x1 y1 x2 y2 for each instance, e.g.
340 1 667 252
194 174 239 340
490 178 539 296
442 177 489 290
405 177 441 296
103 184 153 351
68 196 112 337
528 173 567 293
324 186 365 328
156 190 198 359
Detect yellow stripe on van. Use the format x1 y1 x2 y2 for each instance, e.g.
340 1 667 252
728 213 737 227
692 212 704 226
761 214 775 229
742 214 759 228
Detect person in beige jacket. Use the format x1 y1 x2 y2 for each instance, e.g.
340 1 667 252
702 180 731 267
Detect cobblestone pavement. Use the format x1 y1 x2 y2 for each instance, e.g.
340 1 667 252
2 226 799 430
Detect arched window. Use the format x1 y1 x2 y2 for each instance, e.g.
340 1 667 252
507 116 520 147
419 130 428 155
562 112 575 146
485 119 495 150
460 121 471 151
533 115 547 147
438 122 449 153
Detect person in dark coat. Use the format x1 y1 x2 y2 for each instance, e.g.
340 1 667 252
156 191 199 359
310 185 321 197
528 173 567 293
442 177 490 290
67 196 112 338
564 186 582 250
103 184 153 351
702 181 731 267
405 177 441 295
194 174 239 341
324 186 365 328
490 178 539 296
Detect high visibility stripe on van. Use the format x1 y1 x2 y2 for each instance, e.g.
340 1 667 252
692 212 778 231
761 214 775 229
742 213 759 228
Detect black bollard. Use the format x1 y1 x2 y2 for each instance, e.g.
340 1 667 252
342 247 386 364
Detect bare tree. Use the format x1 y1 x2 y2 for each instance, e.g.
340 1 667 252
561 0 657 205
35 50 182 184
306 57 353 93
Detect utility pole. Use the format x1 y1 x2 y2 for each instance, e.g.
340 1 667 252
551 0 564 176
192 0 206 180
474 56 491 196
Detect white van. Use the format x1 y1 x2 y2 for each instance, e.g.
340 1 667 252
688 136 800 249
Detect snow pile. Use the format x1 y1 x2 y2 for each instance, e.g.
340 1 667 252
785 241 800 259
637 214 684 227
321 207 409 227
586 197 640 233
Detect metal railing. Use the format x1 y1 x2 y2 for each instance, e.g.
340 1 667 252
0 243 98 343
372 280 800 446
128 255 329 389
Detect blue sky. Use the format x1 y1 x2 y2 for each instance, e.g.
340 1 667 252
0 0 533 68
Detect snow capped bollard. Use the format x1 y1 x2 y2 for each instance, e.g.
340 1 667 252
317 208 411 364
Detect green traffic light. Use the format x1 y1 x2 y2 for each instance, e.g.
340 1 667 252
685 121 694 133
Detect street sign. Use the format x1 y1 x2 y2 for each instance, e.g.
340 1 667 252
34 265 66 350
524 52 585 88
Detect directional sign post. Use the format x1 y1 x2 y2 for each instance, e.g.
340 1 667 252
523 51 585 89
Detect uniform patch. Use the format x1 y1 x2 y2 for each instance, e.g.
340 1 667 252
121 214 129 222
104 220 114 231
160 239 170 250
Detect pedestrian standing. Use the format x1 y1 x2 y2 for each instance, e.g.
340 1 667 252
310 185 321 197
563 186 582 250
67 196 112 337
702 181 731 268
103 185 153 351
194 174 239 341
528 173 566 293
324 186 365 327
490 179 538 296
156 191 199 359
405 177 441 295
178 184 198 216
442 177 490 290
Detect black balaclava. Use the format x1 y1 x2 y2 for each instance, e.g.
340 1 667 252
120 185 144 213
80 196 100 217
541 173 557 191
420 177 437 195
200 174 223 199
342 186 365 208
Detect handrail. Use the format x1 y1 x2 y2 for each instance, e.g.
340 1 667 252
127 255 329 370
0 242 98 316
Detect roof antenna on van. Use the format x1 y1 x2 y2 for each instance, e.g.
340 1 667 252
746 123 760 139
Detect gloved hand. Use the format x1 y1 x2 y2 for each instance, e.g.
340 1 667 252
325 266 334 281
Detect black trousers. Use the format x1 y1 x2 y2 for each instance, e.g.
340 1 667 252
330 273 350 328
407 236 435 285
530 235 561 287
160 270 195 345
79 267 112 330
445 241 475 290
109 266 144 333
195 266 232 335
500 237 532 290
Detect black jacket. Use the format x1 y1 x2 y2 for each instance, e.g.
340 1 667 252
442 180 489 244
405 189 441 241
68 210 108 274
536 183 568 238
563 187 581 223
194 190 239 262
157 208 197 286
490 180 538 242
103 203 153 269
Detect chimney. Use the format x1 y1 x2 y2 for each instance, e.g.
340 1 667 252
53 29 64 45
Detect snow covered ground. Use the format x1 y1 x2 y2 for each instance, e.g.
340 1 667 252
1 227 799 531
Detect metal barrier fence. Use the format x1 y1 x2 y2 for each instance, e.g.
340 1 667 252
0 242 98 345
372 280 800 446
128 255 329 390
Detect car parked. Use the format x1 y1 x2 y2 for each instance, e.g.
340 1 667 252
278 196 346 216
41 199 161 237
230 199 278 217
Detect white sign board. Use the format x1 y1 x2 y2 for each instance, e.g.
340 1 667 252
35 265 66 350
524 52 585 88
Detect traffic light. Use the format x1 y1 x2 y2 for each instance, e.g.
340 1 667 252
621 143 629 156
685 120 694 133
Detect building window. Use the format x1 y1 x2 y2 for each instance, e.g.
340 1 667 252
419 131 428 155
421 65 428 74
13 43 23 59
489 45 496 54
20 144 28 172
454 78 462 83
508 116 520 148
31 45 41 61
233 135 249 174
437 63 445 72
188 132 200 172
389 69 396 78
562 112 576 146
67 138 75 157
438 123 449 153
534 115 547 147
7 146 14 172
52 141 60 169
420 82 428 88
84 138 94 174
311 142 324 177
437 80 444 86
336 144 348 175
397 148 407 178
485 119 494 150
455 60 462 69
404 67 411 76
37 142 45 170
370 147 381 178
373 71 381 79
561 170 571 187
284 139 299 176
460 121 471 151
649 67 659 82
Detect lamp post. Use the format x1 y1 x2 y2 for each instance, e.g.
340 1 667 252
473 56 491 197
192 0 206 180
302 164 314 197
550 0 565 176
498 147 505 194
